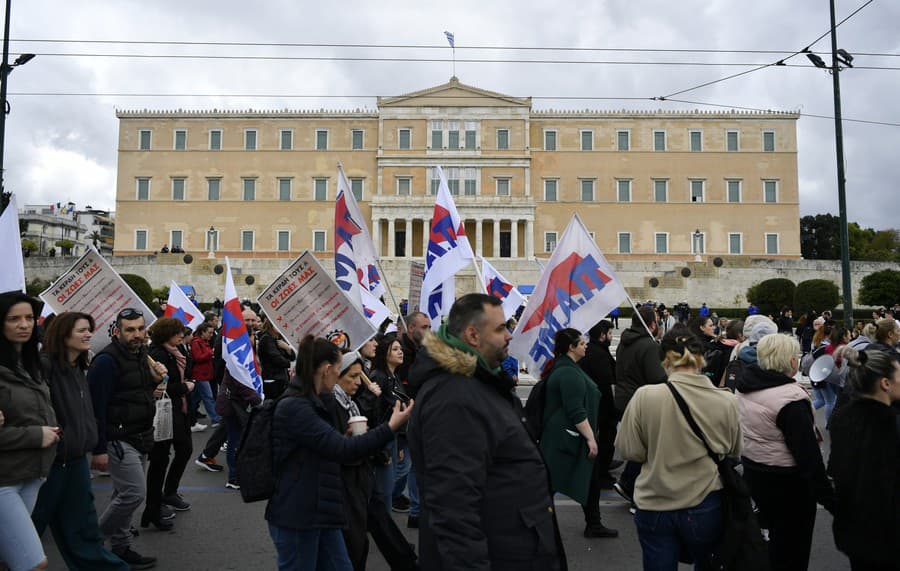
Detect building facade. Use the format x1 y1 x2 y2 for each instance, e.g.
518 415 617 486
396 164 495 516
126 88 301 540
114 78 801 263
20 204 88 257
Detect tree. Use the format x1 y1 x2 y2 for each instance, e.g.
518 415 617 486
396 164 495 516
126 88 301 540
21 239 38 253
90 231 101 248
25 277 53 297
747 278 796 316
800 214 840 260
794 279 840 315
54 239 76 256
120 274 156 308
859 269 900 308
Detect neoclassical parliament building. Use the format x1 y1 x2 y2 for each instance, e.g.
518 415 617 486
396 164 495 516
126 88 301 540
114 78 801 265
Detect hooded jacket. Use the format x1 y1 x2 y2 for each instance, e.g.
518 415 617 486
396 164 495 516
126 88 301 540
40 355 97 464
408 332 566 571
614 325 666 413
0 364 57 485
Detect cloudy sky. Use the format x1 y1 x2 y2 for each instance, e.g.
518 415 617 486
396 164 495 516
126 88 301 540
4 0 898 229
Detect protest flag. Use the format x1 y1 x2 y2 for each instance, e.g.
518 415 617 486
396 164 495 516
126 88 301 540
509 214 628 374
222 258 264 399
479 257 525 321
0 195 26 293
163 280 204 330
421 166 474 331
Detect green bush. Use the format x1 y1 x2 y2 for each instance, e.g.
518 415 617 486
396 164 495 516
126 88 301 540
25 277 53 298
120 274 156 308
747 278 796 317
793 279 840 315
859 269 900 308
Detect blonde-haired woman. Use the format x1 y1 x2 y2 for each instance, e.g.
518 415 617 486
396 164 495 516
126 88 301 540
616 326 742 569
735 333 834 571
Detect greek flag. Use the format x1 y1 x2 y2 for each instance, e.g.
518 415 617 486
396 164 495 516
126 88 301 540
444 31 455 48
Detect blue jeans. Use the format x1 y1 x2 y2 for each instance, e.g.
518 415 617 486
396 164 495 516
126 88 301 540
192 380 221 424
812 383 839 420
268 524 353 571
0 478 46 571
634 491 723 571
373 439 396 516
407 468 420 517
392 439 411 499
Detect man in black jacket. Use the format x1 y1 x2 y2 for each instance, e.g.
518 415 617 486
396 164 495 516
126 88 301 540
408 294 567 571
580 320 619 492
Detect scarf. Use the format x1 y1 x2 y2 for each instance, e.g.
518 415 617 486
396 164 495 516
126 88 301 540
333 384 361 417
164 345 188 413
436 323 502 375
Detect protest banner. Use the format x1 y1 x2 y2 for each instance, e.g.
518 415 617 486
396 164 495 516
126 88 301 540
257 251 377 351
408 261 425 312
39 248 156 352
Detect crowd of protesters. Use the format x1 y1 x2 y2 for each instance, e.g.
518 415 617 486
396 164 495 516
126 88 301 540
2 287 900 571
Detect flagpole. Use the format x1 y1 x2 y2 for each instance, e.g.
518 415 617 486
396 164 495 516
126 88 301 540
452 46 456 77
533 257 545 271
474 257 488 294
625 294 659 343
375 258 408 332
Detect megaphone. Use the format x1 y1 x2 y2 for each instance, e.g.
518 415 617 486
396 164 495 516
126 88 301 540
810 354 841 385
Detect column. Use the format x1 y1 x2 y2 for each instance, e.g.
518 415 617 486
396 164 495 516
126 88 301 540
387 218 396 258
525 219 534 258
511 219 519 258
422 219 430 257
475 219 484 257
404 219 413 258
493 219 500 259
372 217 381 257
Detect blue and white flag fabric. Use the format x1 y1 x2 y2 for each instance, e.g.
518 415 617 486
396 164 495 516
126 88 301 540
444 31 455 48
0 194 26 293
222 258 264 399
163 280 204 330
335 166 392 326
421 165 474 331
509 214 628 375
479 257 525 321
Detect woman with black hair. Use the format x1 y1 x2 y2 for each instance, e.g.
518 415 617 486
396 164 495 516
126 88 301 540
266 335 413 571
829 349 900 571
368 333 407 515
0 292 59 571
257 317 296 400
31 311 128 570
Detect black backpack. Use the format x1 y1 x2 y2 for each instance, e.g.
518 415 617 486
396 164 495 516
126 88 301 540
235 387 299 503
523 378 550 440
722 359 746 391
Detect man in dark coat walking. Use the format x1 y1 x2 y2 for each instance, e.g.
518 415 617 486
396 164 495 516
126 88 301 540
580 320 619 487
408 294 567 571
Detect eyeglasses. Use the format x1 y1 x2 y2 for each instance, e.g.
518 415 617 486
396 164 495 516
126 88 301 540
117 308 143 321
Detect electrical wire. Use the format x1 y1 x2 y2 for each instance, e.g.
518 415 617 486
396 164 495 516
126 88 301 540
662 98 900 127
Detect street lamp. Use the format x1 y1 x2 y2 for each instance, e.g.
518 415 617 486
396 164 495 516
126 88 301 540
0 0 36 214
207 226 216 259
692 228 703 262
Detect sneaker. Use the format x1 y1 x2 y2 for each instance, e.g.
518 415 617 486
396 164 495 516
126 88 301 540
159 505 176 520
220 442 228 453
613 481 634 504
112 547 156 570
407 515 419 529
629 504 637 515
210 422 221 428
583 523 619 538
162 493 191 511
195 455 224 472
225 480 240 490
392 495 410 513
190 423 208 433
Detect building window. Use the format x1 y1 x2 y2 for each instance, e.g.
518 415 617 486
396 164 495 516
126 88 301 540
280 129 293 150
766 233 779 255
496 178 510 196
172 178 185 201
136 178 150 201
764 180 778 203
350 178 364 201
689 130 702 152
763 131 776 152
313 231 326 252
617 130 630 151
544 130 557 151
431 120 443 149
692 232 706 254
654 179 668 203
397 129 409 150
315 130 329 150
448 121 460 149
207 178 221 201
544 232 558 253
244 129 257 150
727 180 742 203
139 129 151 150
690 180 705 203
174 129 187 150
726 130 739 152
209 129 222 150
464 121 477 150
170 230 183 250
655 233 669 254
242 178 256 201
581 179 594 201
464 178 476 196
617 179 632 202
352 129 365 150
618 232 631 254
314 178 327 201
278 178 292 201
729 233 742 254
544 179 558 201
653 130 667 151
581 130 593 151
277 231 290 252
497 129 509 150
397 177 411 196
135 230 148 250
241 230 254 252
206 229 218 251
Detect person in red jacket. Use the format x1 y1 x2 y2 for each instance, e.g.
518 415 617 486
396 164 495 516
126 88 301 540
190 323 218 427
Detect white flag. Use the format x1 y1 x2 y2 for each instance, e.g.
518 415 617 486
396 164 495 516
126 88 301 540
0 196 26 293
163 280 204 330
509 214 628 374
479 257 525 321
222 258 264 398
421 166 474 331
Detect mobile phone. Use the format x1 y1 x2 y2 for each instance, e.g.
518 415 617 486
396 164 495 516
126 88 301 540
391 389 411 405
